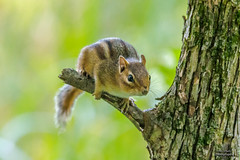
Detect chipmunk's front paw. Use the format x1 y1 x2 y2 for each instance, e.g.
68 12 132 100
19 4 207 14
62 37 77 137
78 70 91 78
120 98 134 113
92 91 102 100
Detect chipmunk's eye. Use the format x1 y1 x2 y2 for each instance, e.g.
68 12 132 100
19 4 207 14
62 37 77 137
128 74 134 82
149 75 151 81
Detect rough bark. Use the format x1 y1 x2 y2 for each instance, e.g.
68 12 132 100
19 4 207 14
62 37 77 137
58 0 240 159
143 0 240 159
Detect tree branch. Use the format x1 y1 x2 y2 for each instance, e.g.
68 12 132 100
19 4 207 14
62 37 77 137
58 68 144 131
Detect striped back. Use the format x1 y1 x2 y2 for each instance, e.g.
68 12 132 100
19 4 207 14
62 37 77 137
92 38 139 62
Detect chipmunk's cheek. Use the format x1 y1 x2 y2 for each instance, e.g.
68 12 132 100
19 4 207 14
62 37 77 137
133 89 141 96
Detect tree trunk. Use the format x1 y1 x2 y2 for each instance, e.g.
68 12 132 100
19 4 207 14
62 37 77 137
58 0 240 159
143 0 240 159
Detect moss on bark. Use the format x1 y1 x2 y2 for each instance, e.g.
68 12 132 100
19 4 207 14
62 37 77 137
143 0 240 159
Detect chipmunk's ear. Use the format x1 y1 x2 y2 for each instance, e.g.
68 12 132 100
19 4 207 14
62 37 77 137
141 55 146 66
119 56 129 73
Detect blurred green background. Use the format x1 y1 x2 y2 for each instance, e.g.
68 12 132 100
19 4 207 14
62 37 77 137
0 0 187 159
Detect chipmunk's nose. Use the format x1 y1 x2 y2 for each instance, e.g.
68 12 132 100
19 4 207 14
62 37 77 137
142 86 148 95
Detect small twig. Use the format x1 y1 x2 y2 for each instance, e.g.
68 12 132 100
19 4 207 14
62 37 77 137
58 68 144 131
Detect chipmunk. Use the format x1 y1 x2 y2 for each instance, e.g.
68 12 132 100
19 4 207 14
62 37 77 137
55 37 151 128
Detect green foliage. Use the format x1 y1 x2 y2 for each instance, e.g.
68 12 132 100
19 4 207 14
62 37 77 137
0 0 186 159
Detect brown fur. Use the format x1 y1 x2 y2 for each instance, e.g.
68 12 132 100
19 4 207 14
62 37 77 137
55 37 150 129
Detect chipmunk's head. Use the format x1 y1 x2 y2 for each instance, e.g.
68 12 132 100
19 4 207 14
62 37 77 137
118 55 151 97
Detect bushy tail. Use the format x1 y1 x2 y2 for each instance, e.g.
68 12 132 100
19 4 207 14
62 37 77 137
54 84 83 129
